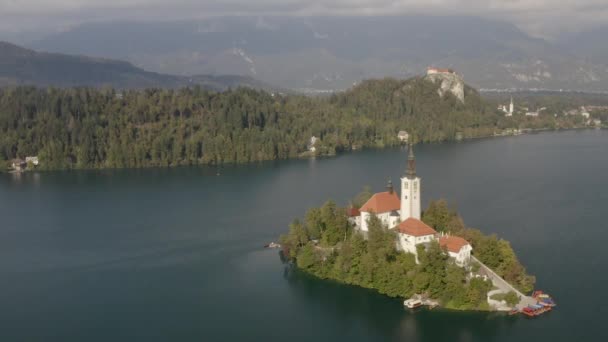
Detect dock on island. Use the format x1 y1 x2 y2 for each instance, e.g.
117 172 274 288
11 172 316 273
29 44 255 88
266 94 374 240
473 256 555 317
403 294 439 309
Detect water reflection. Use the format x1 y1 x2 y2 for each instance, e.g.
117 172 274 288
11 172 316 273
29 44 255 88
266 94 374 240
284 264 519 341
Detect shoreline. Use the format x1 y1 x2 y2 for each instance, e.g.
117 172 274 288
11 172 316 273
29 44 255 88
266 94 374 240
1 127 603 174
293 264 516 314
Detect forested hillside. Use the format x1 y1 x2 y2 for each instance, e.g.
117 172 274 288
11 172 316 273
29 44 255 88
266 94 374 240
0 77 560 170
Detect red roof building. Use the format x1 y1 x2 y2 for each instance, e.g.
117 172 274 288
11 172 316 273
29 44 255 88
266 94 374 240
360 191 401 214
427 67 455 75
396 218 437 237
438 235 470 253
346 207 361 217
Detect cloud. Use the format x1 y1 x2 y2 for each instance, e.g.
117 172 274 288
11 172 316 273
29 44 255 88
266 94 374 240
0 0 607 37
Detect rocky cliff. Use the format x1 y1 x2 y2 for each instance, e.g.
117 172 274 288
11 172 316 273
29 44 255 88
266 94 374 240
425 72 466 103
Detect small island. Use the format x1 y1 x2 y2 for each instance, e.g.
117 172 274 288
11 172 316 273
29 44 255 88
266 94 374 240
280 144 547 313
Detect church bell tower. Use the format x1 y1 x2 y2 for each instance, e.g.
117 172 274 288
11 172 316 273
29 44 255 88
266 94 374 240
401 144 421 221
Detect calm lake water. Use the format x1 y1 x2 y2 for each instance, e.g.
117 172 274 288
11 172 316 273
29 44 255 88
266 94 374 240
1 130 607 341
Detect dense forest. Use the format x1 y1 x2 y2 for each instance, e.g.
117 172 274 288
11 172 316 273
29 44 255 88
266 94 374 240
279 199 533 311
0 78 594 170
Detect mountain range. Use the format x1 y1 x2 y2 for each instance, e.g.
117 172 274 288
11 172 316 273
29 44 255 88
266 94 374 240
0 41 268 90
25 16 608 92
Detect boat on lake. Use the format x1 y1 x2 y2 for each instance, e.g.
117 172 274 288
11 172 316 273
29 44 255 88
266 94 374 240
533 290 557 307
521 304 552 317
404 299 423 309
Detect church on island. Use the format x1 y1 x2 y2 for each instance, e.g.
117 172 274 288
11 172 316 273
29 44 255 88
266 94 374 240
348 145 472 267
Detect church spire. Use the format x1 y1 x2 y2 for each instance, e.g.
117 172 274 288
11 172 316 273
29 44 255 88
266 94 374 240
386 179 394 194
406 143 416 178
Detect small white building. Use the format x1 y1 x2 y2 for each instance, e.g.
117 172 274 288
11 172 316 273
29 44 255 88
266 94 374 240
25 156 39 166
439 235 472 267
11 159 26 171
397 131 409 142
394 218 437 256
500 97 514 117
308 136 318 153
359 188 401 232
346 207 361 227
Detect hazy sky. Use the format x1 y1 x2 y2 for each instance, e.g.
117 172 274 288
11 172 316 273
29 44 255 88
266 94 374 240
1 0 606 38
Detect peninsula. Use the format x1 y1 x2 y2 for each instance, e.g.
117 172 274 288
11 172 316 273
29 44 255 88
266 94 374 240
280 144 541 312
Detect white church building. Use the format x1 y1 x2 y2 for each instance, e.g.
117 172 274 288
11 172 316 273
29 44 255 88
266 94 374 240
353 144 472 266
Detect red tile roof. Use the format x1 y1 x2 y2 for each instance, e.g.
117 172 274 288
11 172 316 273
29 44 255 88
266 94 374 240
346 207 361 217
396 218 437 237
360 191 400 213
439 236 470 253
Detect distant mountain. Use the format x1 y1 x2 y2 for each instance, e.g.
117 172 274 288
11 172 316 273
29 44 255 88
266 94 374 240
0 41 270 90
29 16 608 92
556 26 608 65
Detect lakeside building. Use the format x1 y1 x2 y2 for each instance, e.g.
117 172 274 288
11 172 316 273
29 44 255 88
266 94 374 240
11 159 26 171
397 131 409 143
25 156 39 166
439 234 473 267
308 136 318 153
498 97 514 116
353 144 472 266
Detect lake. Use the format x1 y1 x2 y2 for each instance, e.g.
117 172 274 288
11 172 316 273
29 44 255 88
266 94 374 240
1 129 607 341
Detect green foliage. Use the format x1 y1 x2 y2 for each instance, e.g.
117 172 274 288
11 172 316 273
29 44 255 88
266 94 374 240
352 186 373 208
0 79 579 170
422 199 455 232
304 208 323 241
320 201 349 246
504 291 520 307
0 152 6 171
296 243 317 269
490 291 519 306
279 219 310 258
367 214 397 260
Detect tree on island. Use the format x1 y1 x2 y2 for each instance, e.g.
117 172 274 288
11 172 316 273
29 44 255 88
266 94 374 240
352 186 373 208
0 153 6 170
505 291 520 307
